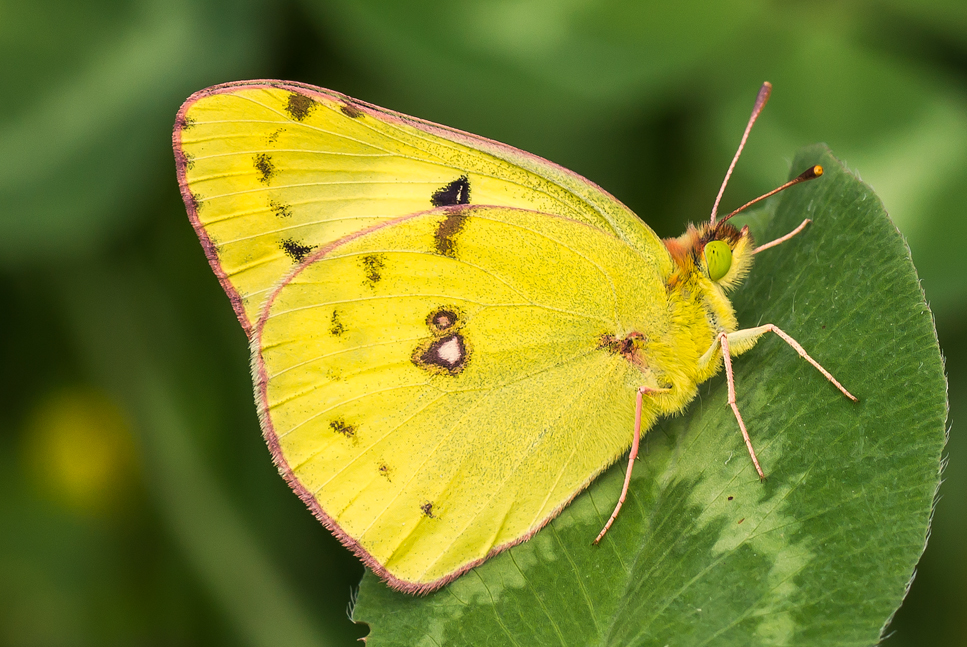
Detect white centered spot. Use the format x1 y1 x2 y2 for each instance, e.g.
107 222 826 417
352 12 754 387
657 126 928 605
437 336 463 365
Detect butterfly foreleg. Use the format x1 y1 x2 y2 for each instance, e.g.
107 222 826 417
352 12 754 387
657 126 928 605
728 325 857 400
716 324 858 480
593 384 671 545
718 332 765 480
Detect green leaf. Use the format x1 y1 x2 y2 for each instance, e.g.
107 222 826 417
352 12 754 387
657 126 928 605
351 144 947 646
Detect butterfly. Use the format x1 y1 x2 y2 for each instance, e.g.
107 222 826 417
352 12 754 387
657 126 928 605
173 80 855 594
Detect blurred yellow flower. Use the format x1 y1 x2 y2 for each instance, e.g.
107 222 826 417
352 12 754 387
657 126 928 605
21 387 139 515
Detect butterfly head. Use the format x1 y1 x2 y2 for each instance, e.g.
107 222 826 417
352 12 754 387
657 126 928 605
700 221 755 290
664 221 754 292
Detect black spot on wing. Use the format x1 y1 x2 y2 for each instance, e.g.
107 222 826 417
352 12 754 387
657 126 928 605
413 333 468 376
205 233 221 258
280 239 316 263
431 175 471 207
267 128 285 144
175 149 195 171
598 332 645 357
329 310 345 336
340 102 364 119
360 254 386 287
286 92 316 121
420 502 436 518
330 419 356 438
189 192 203 214
413 306 469 376
597 332 660 375
254 153 275 184
378 463 391 481
429 308 459 332
269 199 292 218
176 115 195 131
434 211 468 257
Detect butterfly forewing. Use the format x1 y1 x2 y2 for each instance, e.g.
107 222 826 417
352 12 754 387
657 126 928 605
175 81 663 332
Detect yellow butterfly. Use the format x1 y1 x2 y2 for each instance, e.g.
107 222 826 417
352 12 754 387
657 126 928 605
173 80 855 594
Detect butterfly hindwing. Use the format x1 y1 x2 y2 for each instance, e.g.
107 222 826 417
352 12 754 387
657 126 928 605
254 206 668 591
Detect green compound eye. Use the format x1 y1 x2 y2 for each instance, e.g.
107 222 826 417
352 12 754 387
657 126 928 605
704 240 733 282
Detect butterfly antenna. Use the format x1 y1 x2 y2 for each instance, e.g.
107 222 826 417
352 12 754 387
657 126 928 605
709 82 772 225
718 164 824 225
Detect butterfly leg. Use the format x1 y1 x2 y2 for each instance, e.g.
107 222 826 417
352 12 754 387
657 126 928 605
726 325 857 401
753 218 810 254
719 332 765 480
719 325 858 479
593 385 666 545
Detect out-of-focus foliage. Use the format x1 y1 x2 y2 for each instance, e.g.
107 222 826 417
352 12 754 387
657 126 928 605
0 0 962 645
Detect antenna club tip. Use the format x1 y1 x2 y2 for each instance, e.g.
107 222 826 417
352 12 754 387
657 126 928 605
796 165 824 181
756 83 772 105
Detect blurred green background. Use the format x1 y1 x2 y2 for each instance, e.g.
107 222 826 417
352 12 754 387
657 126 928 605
1 1 963 645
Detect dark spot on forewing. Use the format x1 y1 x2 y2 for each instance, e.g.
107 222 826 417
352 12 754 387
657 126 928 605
421 502 436 518
286 92 316 121
269 199 292 218
330 419 356 438
177 115 195 131
360 254 386 287
378 463 391 480
281 239 315 263
434 211 468 257
330 310 345 336
189 192 203 213
205 233 221 257
254 153 275 184
430 175 471 207
340 102 364 119
267 128 284 144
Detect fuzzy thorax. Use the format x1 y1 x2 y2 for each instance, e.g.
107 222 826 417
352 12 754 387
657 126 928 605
660 221 756 386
